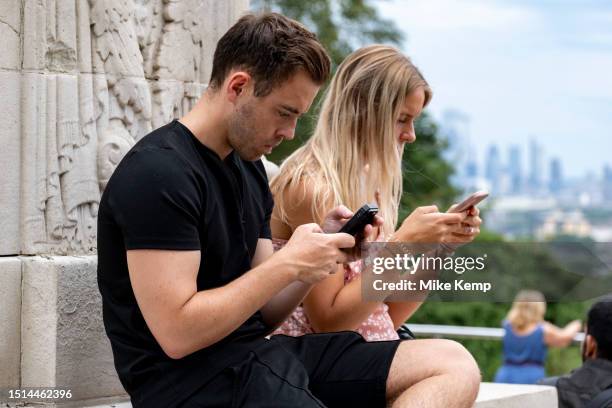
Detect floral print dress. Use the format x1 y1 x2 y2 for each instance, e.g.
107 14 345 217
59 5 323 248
271 238 399 341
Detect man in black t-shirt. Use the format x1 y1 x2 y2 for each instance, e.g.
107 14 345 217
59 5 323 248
97 12 481 408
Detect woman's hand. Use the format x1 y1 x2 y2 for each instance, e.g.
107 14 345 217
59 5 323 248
443 205 482 244
436 205 482 255
392 205 467 243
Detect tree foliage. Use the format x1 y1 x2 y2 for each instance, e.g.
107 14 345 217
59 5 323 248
253 0 402 67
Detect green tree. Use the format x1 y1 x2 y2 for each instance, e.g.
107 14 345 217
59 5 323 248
253 0 402 67
251 0 458 214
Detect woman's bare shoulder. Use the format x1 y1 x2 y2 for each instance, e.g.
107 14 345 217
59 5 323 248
277 175 333 230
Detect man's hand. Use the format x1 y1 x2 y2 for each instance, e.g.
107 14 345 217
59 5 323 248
321 205 383 260
320 205 353 233
276 223 355 284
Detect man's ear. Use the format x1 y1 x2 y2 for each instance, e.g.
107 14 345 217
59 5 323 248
585 334 598 359
226 71 252 104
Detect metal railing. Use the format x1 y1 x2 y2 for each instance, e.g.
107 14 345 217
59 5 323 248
404 323 585 345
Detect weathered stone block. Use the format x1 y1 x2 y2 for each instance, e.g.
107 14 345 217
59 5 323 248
475 382 558 408
0 71 21 255
0 0 22 70
0 257 21 389
231 0 249 22
21 256 126 401
22 0 47 71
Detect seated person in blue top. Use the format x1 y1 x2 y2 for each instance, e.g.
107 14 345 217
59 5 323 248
540 295 612 408
494 290 581 384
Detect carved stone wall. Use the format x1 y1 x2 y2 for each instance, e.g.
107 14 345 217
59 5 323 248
1 0 249 257
0 0 249 403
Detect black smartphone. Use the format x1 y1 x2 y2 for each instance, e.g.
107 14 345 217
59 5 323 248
338 204 379 236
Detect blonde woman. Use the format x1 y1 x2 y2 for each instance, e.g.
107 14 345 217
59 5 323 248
494 290 582 384
269 45 482 341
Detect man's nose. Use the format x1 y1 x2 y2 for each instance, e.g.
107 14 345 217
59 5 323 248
277 127 296 141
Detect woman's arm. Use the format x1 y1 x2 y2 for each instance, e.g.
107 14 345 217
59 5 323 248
302 265 384 332
383 206 483 329
386 302 423 330
272 180 383 332
543 320 582 347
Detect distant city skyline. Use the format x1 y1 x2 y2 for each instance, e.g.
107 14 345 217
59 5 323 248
447 135 578 197
376 0 612 178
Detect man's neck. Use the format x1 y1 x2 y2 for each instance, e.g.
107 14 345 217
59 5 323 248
179 93 233 159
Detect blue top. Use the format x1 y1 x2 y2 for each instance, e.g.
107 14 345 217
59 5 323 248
494 320 548 384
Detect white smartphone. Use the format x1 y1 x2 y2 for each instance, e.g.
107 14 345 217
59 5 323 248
451 191 489 213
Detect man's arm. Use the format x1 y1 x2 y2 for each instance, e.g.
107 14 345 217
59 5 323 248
127 248 297 359
254 239 314 330
127 224 354 360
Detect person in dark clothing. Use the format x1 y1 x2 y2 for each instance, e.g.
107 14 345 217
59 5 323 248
539 295 612 408
97 12 481 408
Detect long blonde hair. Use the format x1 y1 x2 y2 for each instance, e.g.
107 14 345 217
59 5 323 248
270 45 432 232
506 290 547 331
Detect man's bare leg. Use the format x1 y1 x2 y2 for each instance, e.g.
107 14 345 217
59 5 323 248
386 339 481 408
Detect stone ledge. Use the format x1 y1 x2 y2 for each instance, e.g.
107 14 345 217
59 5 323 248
475 382 558 408
84 382 558 408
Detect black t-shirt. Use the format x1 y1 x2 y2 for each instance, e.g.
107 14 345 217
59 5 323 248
97 120 274 407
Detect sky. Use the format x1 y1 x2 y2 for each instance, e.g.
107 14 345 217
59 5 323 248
375 0 612 178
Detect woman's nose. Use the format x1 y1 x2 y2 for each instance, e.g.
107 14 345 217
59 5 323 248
400 131 416 144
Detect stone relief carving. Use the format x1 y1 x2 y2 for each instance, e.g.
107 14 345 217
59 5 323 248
155 0 205 81
18 0 234 255
21 1 100 255
91 0 211 191
90 0 153 187
16 0 248 254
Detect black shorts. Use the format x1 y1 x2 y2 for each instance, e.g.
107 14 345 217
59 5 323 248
182 331 402 407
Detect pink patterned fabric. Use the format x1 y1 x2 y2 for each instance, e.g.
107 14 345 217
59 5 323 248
271 238 399 341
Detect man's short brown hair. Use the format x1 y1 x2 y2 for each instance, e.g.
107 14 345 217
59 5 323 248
209 13 331 97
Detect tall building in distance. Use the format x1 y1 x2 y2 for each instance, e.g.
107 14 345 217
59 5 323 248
485 145 501 194
528 138 543 194
603 165 612 202
549 157 563 194
508 145 523 194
